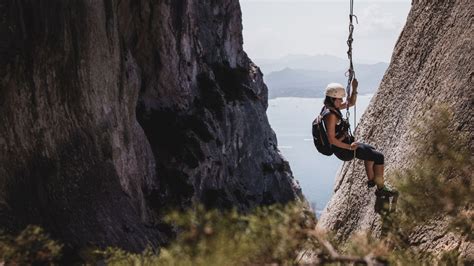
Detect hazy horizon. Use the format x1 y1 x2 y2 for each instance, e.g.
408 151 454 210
241 1 411 63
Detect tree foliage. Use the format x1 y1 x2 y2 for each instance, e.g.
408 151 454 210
391 107 473 234
94 203 317 265
381 107 473 264
0 225 63 265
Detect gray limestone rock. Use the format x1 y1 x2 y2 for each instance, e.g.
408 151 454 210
0 0 303 252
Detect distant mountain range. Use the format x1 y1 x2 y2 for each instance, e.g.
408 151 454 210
253 54 388 99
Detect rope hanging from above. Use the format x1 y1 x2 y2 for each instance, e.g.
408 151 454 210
345 0 358 135
347 0 358 194
333 0 360 193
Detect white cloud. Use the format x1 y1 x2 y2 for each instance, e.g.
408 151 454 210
356 4 406 37
241 1 411 62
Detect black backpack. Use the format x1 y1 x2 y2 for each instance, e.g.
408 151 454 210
312 107 343 156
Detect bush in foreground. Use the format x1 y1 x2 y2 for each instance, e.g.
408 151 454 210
384 107 473 264
0 225 63 265
95 203 317 265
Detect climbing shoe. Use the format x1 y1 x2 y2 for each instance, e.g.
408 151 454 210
375 185 399 198
367 180 376 188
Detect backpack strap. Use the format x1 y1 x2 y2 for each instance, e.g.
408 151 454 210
315 107 344 129
321 106 342 119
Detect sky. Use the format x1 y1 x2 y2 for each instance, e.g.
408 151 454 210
240 0 411 63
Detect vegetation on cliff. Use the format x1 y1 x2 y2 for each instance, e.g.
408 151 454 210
0 226 62 265
383 107 473 263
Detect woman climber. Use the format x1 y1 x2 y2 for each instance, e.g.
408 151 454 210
321 79 397 197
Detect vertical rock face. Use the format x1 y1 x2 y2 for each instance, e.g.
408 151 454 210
0 0 302 251
320 0 472 257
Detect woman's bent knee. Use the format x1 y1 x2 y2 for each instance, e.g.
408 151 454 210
374 153 384 165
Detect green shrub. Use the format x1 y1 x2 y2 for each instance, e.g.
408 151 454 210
383 107 473 264
392 107 473 234
0 225 63 265
96 202 317 265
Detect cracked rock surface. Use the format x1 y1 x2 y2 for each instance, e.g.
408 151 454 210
0 0 302 252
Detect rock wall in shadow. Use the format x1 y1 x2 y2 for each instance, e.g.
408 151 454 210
0 0 302 252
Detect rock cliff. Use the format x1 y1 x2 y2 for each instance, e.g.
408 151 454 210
0 0 302 252
319 0 472 259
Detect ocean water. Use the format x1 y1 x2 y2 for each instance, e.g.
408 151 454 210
266 95 373 215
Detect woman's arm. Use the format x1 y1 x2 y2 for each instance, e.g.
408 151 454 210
325 114 353 150
340 78 358 109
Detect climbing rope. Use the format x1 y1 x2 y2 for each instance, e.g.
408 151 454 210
346 0 358 158
334 0 360 194
345 0 356 105
346 0 358 204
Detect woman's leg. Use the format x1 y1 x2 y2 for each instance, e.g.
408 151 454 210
332 146 355 161
356 144 384 187
355 144 397 196
373 164 384 189
364 160 375 181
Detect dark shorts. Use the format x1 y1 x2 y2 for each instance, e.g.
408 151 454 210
332 143 384 165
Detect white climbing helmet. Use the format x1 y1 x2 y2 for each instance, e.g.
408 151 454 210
325 83 346 98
